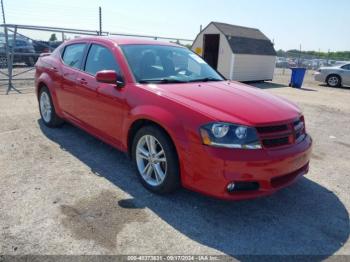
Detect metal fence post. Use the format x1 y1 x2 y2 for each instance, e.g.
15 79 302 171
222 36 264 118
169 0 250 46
6 25 20 94
3 24 11 94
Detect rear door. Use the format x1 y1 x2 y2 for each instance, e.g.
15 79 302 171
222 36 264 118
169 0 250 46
74 43 126 143
57 43 87 117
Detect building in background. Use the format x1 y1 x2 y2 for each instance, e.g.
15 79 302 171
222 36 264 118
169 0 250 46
192 22 276 82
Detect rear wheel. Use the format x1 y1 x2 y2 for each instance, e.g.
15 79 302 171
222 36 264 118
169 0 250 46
132 125 180 194
0 56 7 68
326 75 341 87
25 56 35 67
39 86 64 127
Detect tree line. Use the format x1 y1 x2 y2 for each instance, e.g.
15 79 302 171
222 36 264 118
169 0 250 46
276 49 350 61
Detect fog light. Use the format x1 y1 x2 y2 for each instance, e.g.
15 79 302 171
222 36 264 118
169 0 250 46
227 181 260 193
227 183 236 192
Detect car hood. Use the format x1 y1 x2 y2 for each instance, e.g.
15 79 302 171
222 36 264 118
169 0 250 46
154 81 301 126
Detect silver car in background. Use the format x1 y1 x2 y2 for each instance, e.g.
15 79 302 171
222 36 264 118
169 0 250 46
314 64 350 87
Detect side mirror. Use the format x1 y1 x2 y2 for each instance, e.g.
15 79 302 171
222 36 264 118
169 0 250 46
96 70 123 87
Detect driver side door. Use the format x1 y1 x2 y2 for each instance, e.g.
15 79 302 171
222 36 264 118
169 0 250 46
74 43 127 145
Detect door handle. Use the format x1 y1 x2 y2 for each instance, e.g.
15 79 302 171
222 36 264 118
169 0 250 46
77 78 88 85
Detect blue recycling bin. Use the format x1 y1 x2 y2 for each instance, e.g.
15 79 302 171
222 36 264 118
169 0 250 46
289 67 307 88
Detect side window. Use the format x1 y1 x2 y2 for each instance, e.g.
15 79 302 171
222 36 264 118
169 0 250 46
15 40 25 47
342 64 350 70
62 43 86 69
84 44 122 79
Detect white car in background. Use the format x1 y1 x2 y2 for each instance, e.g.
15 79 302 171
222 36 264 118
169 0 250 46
314 63 350 87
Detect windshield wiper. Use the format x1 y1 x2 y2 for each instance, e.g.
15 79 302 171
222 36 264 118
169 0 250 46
188 77 223 83
139 78 187 84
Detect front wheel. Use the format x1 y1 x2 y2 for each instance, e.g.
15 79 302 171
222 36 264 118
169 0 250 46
327 75 341 87
39 86 64 127
132 126 180 194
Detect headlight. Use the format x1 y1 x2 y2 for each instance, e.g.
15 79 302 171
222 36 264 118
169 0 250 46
211 123 230 138
200 123 262 149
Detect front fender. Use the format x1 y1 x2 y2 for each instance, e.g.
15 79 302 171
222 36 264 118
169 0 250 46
122 105 190 153
326 71 342 80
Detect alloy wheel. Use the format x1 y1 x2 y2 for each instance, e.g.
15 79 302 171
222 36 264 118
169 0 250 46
40 91 52 123
328 76 339 87
136 135 167 187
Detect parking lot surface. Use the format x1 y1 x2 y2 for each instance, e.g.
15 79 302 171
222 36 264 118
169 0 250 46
0 70 349 258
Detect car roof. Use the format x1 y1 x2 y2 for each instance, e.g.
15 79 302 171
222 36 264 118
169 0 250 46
65 36 181 47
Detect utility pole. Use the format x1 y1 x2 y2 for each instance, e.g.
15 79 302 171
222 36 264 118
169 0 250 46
1 0 6 24
99 6 102 35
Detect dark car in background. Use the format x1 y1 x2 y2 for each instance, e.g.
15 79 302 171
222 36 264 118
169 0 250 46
33 41 63 54
0 36 37 67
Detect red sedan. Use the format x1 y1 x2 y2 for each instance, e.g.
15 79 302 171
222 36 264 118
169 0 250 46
35 37 312 200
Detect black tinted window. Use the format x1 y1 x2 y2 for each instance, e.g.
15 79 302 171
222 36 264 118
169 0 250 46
85 44 121 77
62 44 86 69
341 64 350 70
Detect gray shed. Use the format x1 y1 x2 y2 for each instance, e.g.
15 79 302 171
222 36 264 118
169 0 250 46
192 22 277 81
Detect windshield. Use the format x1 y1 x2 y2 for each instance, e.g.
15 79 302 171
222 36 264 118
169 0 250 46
120 44 224 84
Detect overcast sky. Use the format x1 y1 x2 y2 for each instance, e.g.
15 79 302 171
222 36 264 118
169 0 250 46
3 0 350 51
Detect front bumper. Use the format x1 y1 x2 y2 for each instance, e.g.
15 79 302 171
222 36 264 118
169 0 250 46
314 72 326 83
180 135 312 200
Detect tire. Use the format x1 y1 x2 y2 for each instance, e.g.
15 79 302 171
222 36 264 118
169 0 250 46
132 125 180 194
0 56 7 68
39 86 64 128
25 56 35 67
326 74 341 87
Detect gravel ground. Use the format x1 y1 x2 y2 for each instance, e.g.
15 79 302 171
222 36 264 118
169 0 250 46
0 69 349 259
